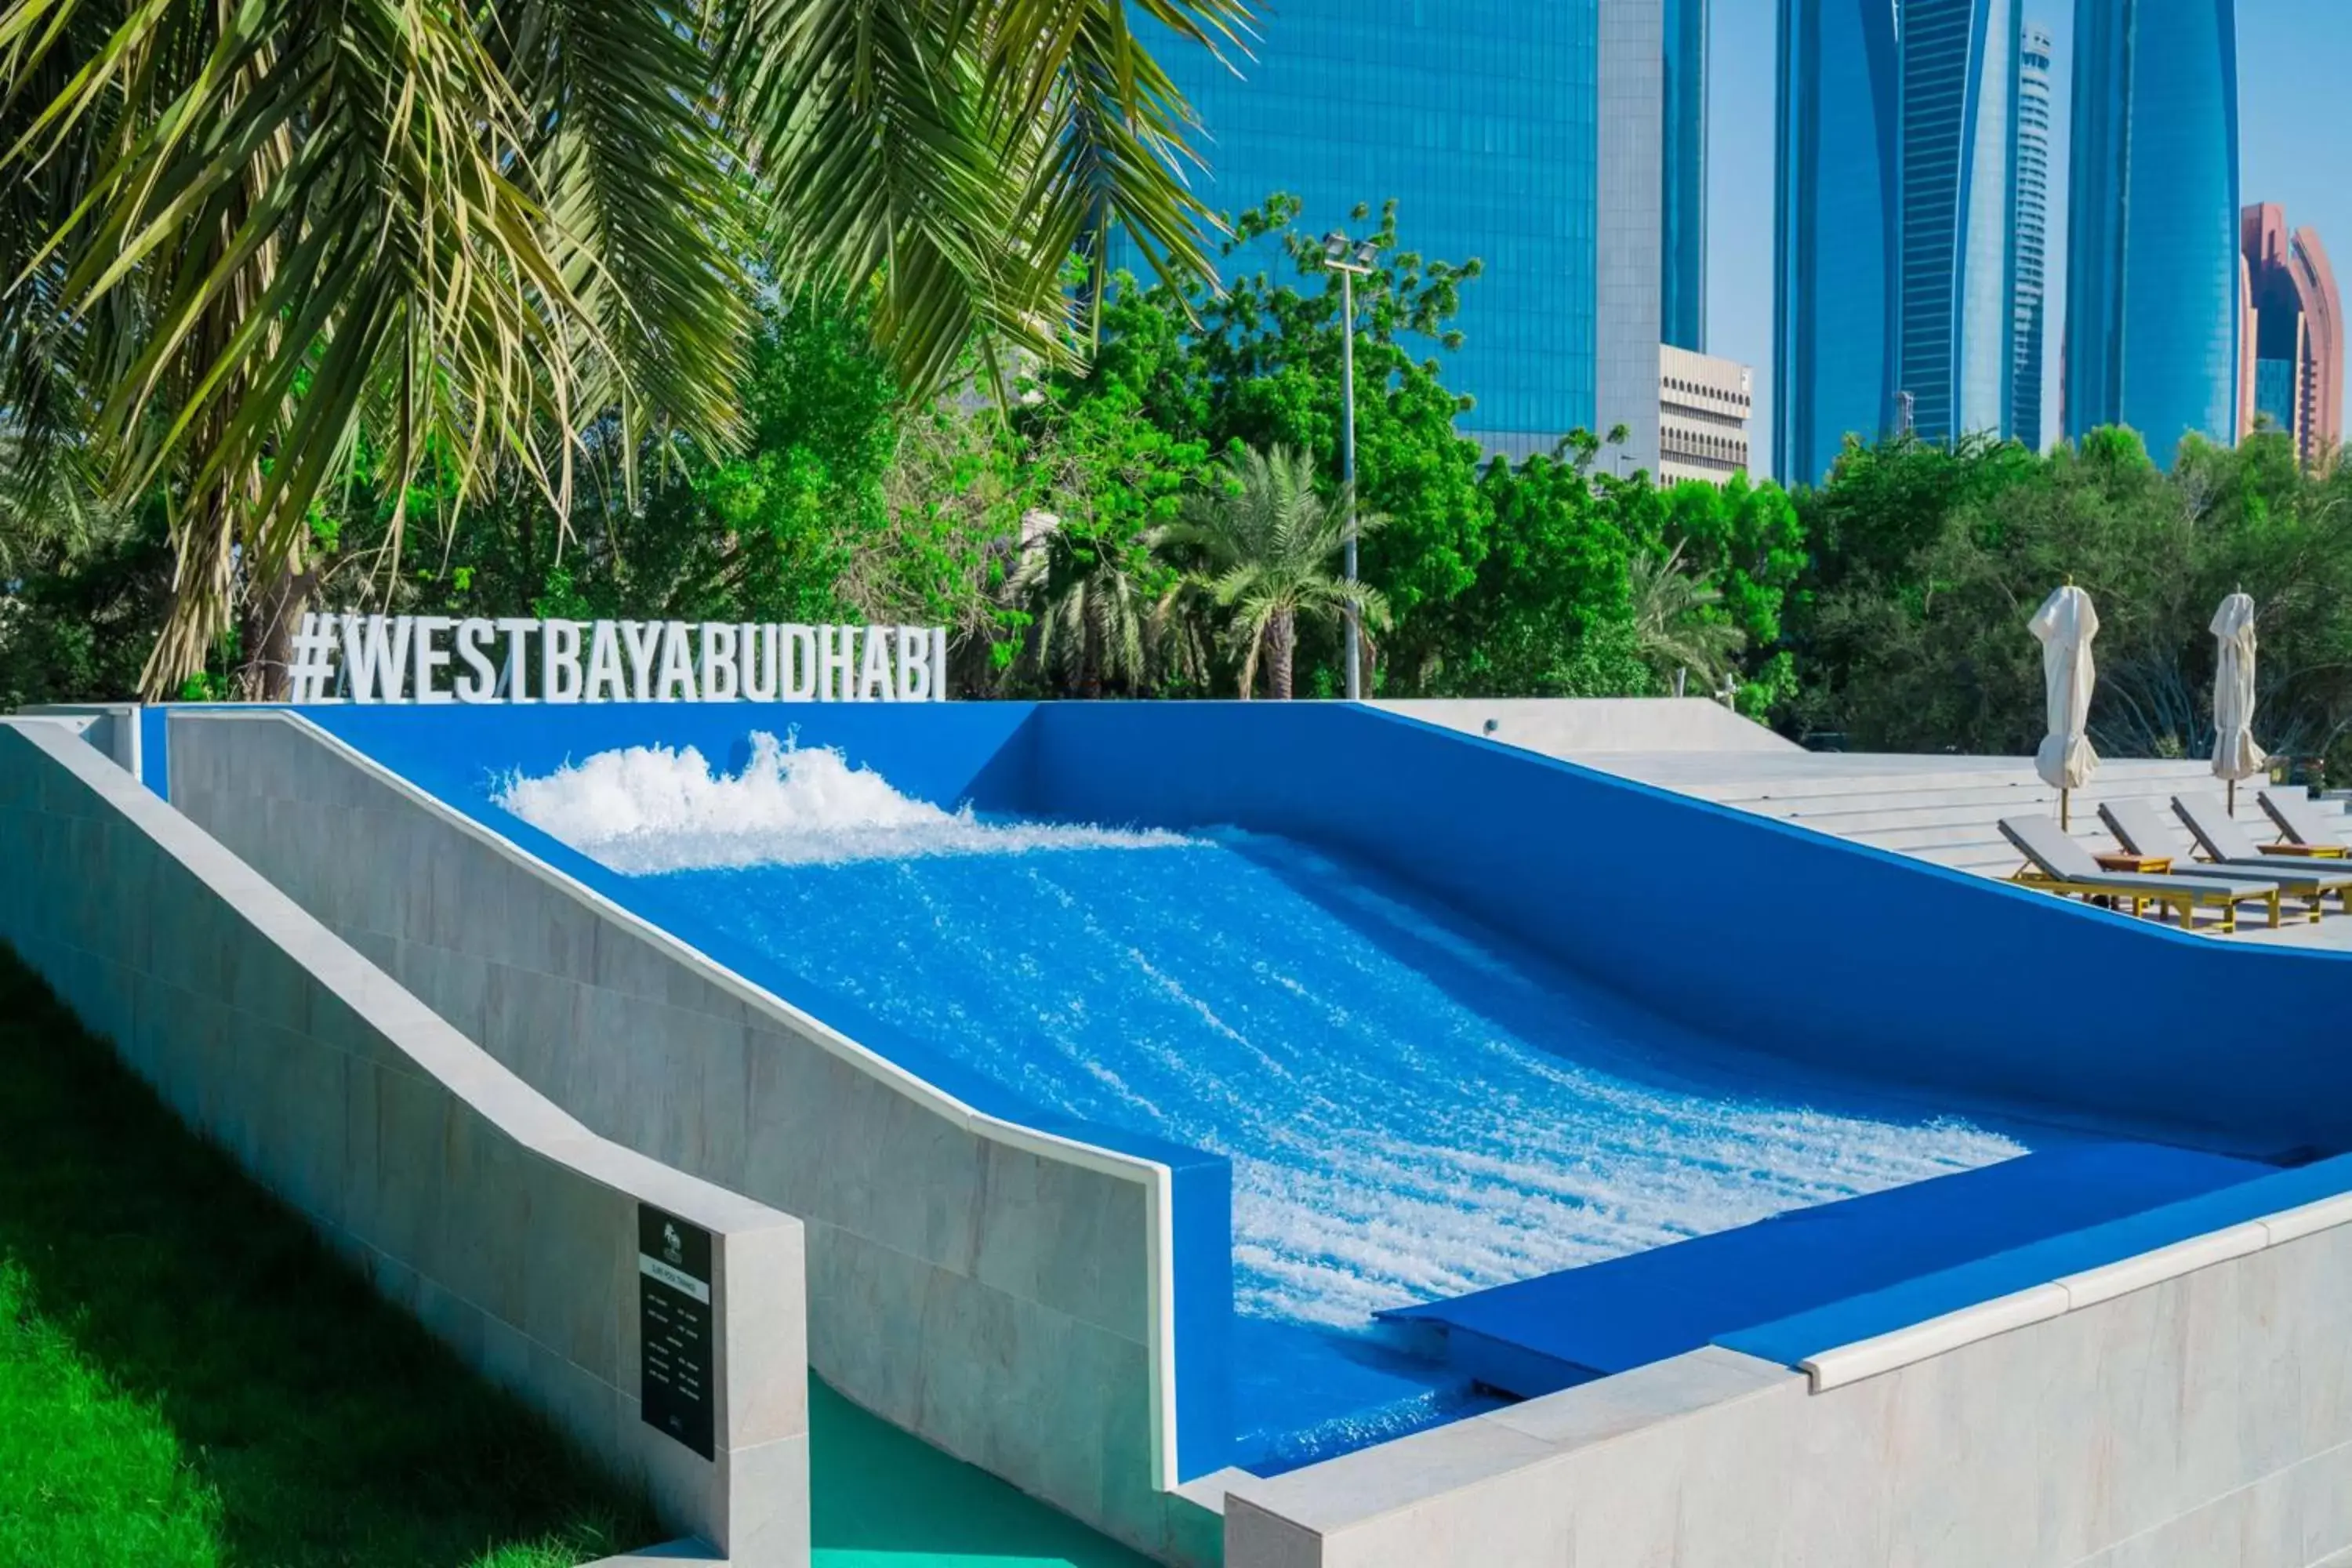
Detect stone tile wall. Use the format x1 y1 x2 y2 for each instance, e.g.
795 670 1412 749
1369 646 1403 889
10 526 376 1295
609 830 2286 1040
1225 1221 2352 1567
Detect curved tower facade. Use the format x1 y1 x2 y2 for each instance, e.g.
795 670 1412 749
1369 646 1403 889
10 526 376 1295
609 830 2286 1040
1896 0 2022 445
2240 205 2344 469
2011 23 2053 451
1773 0 1900 485
1776 0 2031 484
2063 0 2241 467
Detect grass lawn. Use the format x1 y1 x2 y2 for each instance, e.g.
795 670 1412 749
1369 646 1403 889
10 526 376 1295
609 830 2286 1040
0 944 1154 1568
0 947 661 1566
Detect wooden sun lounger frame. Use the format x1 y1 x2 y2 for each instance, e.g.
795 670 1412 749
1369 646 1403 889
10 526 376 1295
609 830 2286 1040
2008 870 2282 933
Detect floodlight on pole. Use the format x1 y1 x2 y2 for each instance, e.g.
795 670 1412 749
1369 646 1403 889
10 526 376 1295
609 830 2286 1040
1323 231 1377 702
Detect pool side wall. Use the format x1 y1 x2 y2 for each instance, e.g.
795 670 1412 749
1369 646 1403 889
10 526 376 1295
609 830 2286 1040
166 708 1224 1568
1223 1195 2352 1566
1029 702 2352 1155
0 718 810 1566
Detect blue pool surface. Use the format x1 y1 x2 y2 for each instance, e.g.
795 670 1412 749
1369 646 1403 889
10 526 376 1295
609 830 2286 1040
466 732 2107 1468
613 830 2039 1329
246 702 2352 1481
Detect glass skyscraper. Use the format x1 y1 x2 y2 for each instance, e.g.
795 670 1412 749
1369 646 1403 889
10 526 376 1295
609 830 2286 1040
1120 1 1697 462
2011 23 2053 451
1777 0 2026 485
1898 0 2020 445
2063 0 2241 467
1661 0 1708 351
1773 0 1900 485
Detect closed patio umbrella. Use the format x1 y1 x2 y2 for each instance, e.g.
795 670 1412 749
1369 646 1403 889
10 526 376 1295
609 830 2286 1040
2030 584 2100 828
2211 592 2267 814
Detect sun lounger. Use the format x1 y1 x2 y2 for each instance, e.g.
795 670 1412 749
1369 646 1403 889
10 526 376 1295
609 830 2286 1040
2103 799 2350 920
1998 815 2281 932
2256 789 2352 856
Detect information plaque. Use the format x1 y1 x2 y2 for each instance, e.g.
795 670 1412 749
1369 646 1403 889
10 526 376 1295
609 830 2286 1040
637 1205 715 1459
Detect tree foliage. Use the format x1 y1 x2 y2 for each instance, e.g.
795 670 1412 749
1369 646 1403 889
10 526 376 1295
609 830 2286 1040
1156 444 1388 699
0 0 1254 694
1788 429 2352 768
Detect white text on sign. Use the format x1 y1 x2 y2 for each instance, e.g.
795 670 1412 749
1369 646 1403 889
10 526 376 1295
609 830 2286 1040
286 613 954 703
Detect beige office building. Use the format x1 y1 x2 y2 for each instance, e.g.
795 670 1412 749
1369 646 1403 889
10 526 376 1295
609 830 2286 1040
1658 343 1754 485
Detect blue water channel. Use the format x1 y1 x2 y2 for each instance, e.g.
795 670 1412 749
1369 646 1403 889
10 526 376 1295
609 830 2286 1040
495 739 2034 1468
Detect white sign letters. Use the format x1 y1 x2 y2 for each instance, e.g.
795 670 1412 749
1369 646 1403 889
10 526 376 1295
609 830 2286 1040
286 612 954 703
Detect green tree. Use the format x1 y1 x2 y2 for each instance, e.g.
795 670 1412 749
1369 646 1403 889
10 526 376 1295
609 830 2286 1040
1069 195 1490 691
300 289 1029 694
1160 445 1390 699
1006 376 1210 695
1628 543 1745 692
1784 424 2352 768
1657 473 1806 713
1411 437 1648 697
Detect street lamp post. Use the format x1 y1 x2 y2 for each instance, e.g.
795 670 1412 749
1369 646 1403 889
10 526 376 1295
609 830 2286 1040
1323 231 1378 702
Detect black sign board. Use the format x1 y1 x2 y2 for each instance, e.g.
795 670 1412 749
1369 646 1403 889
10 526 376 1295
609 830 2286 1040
637 1205 715 1460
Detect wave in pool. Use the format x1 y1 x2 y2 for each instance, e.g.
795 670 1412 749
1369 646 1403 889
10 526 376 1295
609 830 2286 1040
492 730 1186 871
493 740 2030 1328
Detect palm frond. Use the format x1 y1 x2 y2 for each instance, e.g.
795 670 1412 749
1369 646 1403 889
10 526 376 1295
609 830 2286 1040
727 0 1252 395
0 0 753 693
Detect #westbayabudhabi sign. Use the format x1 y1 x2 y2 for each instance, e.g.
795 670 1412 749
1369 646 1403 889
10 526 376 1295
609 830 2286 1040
285 612 954 703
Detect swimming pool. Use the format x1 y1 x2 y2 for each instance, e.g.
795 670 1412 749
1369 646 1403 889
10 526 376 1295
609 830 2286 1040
497 735 2027 1337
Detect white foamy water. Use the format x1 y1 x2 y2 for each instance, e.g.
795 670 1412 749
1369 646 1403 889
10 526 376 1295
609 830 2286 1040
492 737 2029 1328
493 731 1188 871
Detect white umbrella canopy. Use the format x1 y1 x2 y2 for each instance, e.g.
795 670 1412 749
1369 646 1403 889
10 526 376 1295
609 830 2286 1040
2211 593 2267 796
2029 585 2100 818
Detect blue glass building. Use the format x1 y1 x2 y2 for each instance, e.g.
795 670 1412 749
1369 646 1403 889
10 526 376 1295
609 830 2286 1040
1898 0 2020 445
2063 0 2241 467
1661 0 1708 351
1777 0 2027 485
1774 0 1900 485
1123 1 1691 462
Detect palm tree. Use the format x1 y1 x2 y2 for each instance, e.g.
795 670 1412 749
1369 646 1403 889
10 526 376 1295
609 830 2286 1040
0 0 1252 695
1628 541 1744 692
1159 445 1388 699
1007 522 1158 697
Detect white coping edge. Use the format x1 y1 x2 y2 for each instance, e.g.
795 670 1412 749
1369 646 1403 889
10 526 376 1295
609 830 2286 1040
16 702 140 778
180 709 1189 1493
1801 1193 2352 1392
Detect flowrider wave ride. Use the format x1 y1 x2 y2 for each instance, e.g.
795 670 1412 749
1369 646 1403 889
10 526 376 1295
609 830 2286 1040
149 699 2352 1564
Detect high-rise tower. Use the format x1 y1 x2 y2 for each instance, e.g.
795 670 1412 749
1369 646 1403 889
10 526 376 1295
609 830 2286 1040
2239 205 2343 469
2063 0 2241 467
1773 0 1900 485
1896 0 2020 445
1124 1 1679 465
2010 22 2053 451
1776 0 2025 485
1661 0 1708 351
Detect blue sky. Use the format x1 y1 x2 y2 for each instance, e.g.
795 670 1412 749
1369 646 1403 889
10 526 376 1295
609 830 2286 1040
1708 2 2351 477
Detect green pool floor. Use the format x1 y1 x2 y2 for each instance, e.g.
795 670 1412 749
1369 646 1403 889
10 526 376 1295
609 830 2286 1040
812 1378 1152 1568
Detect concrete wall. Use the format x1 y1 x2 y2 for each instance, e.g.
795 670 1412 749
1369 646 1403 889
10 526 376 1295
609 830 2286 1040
0 719 808 1567
167 710 1218 1568
1370 697 1798 756
1225 1203 2352 1567
14 702 141 775
1594 0 1665 479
